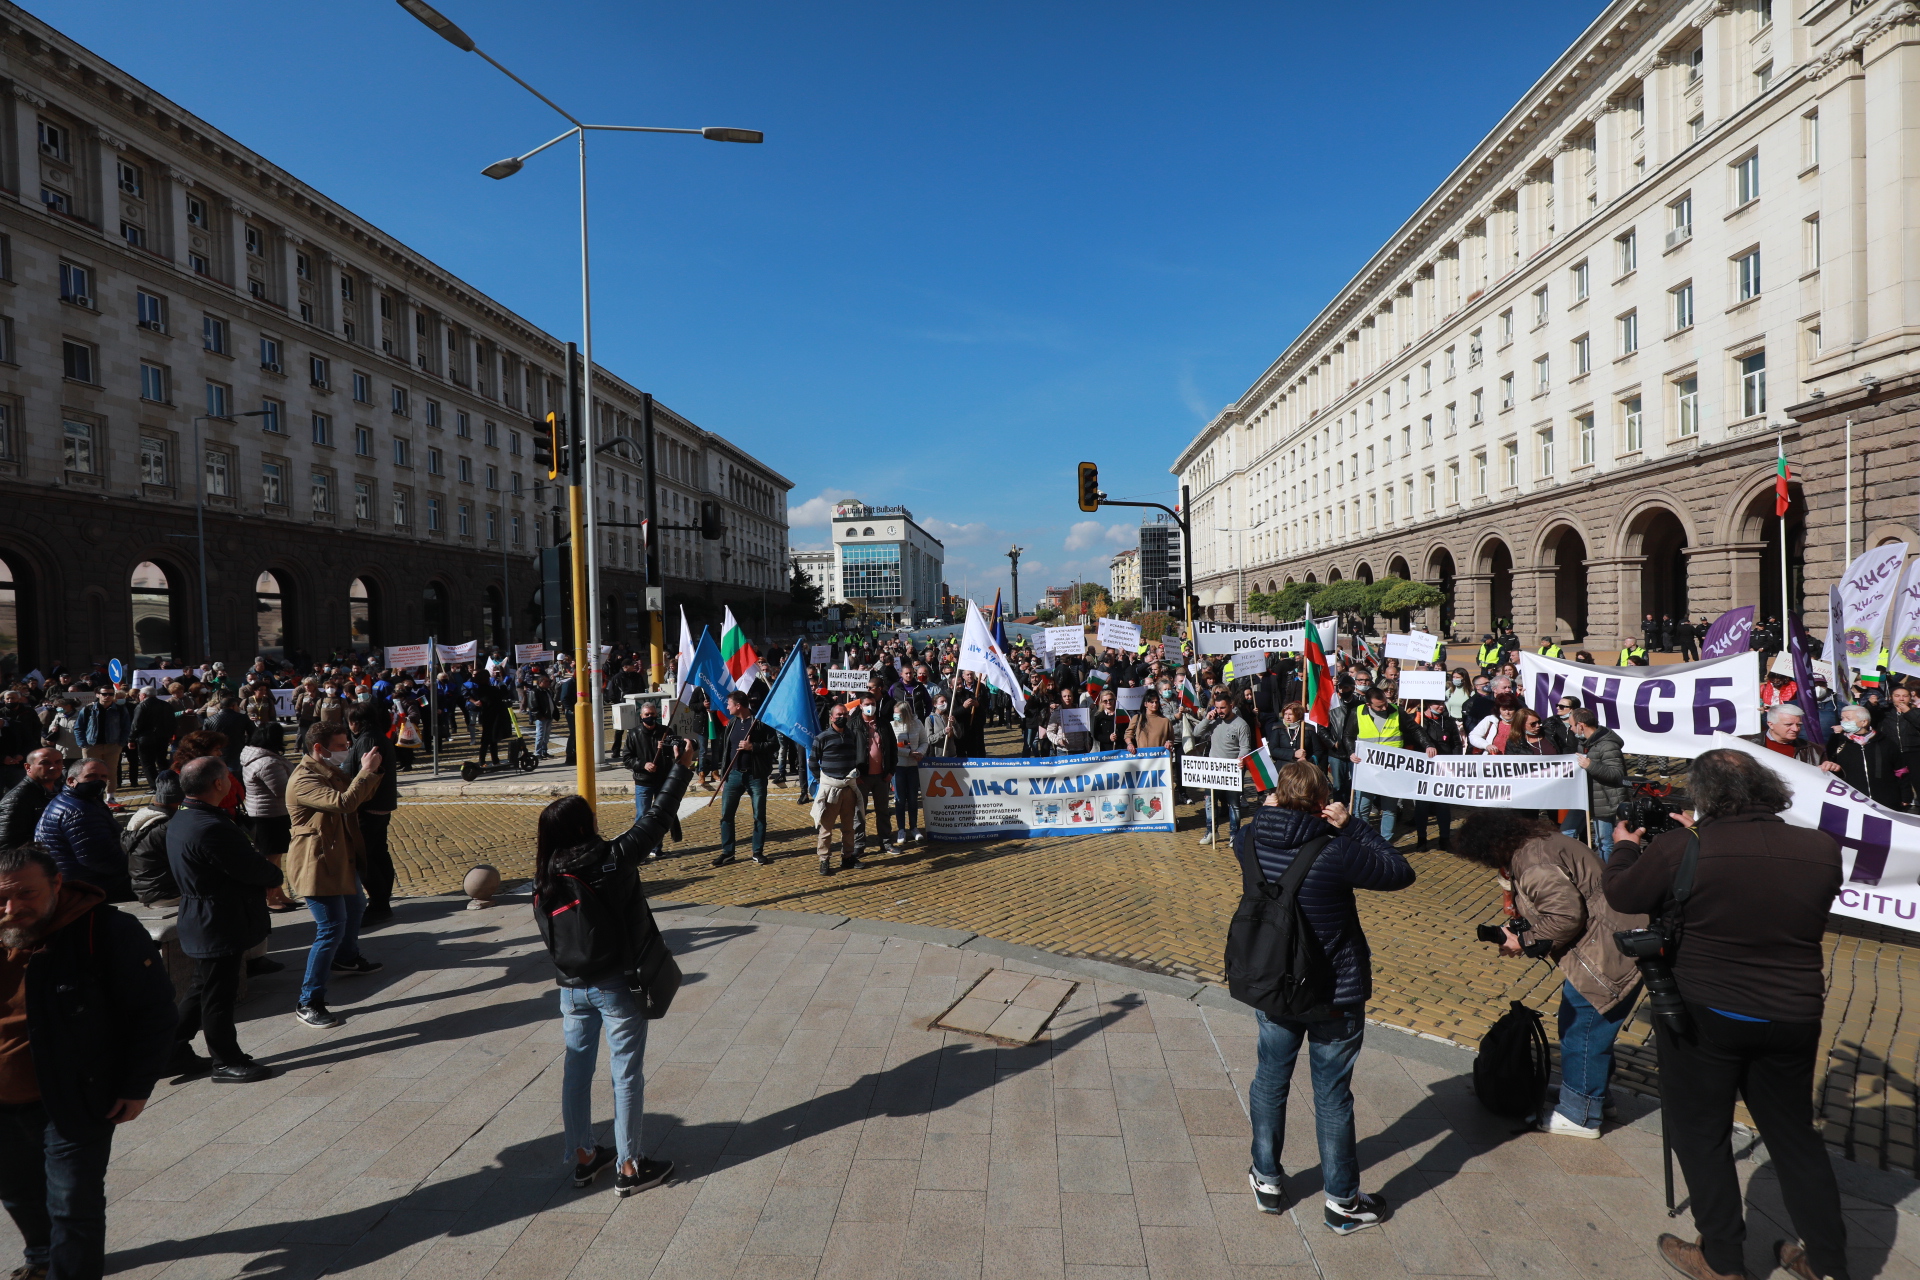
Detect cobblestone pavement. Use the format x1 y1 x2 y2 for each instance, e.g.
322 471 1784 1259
374 726 1920 1177
31 896 1920 1280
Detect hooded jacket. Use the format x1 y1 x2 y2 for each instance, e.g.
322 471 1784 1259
1233 804 1416 1007
1505 833 1646 1014
1575 726 1628 820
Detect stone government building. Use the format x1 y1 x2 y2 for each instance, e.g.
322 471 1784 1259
1175 0 1920 646
0 4 790 675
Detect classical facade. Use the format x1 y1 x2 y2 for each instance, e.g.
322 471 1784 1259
0 4 788 674
1174 0 1920 646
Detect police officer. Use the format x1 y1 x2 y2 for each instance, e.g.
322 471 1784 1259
1538 636 1564 659
1476 634 1502 672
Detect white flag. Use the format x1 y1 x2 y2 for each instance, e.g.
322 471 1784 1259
958 599 1027 717
1834 542 1909 666
675 607 697 705
1889 560 1920 679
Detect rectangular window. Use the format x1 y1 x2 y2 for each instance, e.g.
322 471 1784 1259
261 400 282 433
136 289 166 331
1753 62 1773 95
1473 451 1487 495
425 400 440 428
186 196 208 228
352 372 370 402
355 426 372 457
510 472 522 496
140 435 167 486
311 470 332 514
485 464 499 491
1736 248 1762 301
139 362 168 402
262 461 284 506
203 315 227 354
189 252 209 277
483 420 498 447
1468 329 1483 367
1499 309 1514 346
1538 427 1555 477
120 222 145 250
1734 152 1760 206
391 386 408 416
58 262 91 305
61 341 94 383
39 187 68 215
1578 412 1596 465
340 275 355 300
245 226 264 257
392 488 409 528
486 509 499 542
259 337 281 371
509 430 522 457
455 411 471 439
63 420 95 474
1689 114 1705 142
1804 215 1821 273
1671 282 1695 331
1616 229 1637 275
1739 351 1767 418
205 381 230 418
427 496 443 532
37 120 67 160
1448 461 1461 505
427 446 443 476
247 278 266 301
1675 376 1700 437
1500 373 1515 409
1532 287 1549 326
393 437 411 467
457 456 472 483
1619 310 1639 355
1533 356 1550 394
1571 260 1590 301
1572 335 1591 376
457 503 471 536
1503 440 1519 488
1470 389 1483 422
1668 193 1693 248
1623 395 1644 452
312 413 332 446
204 449 230 497
354 482 372 520
309 355 329 387
296 252 313 280
1803 109 1820 169
512 514 523 546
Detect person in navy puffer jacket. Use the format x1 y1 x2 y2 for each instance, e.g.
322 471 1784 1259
1230 759 1415 1236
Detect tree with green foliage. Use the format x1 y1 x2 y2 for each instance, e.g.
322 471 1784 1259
789 559 827 621
1378 578 1447 620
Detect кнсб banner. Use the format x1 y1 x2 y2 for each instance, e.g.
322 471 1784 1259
1353 742 1587 810
1518 650 1759 757
919 748 1174 840
1714 733 1920 934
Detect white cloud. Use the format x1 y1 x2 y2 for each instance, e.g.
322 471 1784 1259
922 517 999 547
787 488 859 529
1105 524 1136 547
1064 521 1104 552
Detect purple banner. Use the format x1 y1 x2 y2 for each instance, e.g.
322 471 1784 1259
1789 613 1823 744
1699 606 1756 659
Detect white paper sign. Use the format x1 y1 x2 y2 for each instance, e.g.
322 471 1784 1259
1097 618 1142 653
385 644 431 670
1519 651 1760 758
826 669 870 693
1051 707 1091 735
515 643 553 665
1045 626 1086 656
1385 630 1442 663
271 687 297 719
1181 755 1245 791
811 644 833 664
130 668 185 691
1771 651 1835 684
437 639 481 664
1397 670 1447 701
1115 686 1147 711
1354 742 1587 810
1190 617 1340 658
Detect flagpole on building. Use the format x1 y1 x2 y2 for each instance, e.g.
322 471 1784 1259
1776 430 1790 625
1843 417 1853 570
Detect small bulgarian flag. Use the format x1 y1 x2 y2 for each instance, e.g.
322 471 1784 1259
1241 744 1279 791
1177 675 1200 713
1085 667 1110 696
1303 619 1334 729
1775 448 1793 517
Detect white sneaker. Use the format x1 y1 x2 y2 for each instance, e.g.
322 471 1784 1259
1198 832 1214 845
1543 1111 1601 1139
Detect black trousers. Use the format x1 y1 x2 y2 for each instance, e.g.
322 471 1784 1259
1657 1006 1848 1279
359 811 395 909
137 737 170 787
854 774 891 856
175 953 246 1065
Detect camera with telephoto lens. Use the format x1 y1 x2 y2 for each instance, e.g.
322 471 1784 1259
1613 924 1691 1033
1476 917 1554 959
1619 772 1683 837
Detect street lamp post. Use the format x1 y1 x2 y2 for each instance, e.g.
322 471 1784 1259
182 410 269 660
397 0 761 800
1214 518 1266 622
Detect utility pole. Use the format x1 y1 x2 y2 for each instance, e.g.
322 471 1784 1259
565 343 596 808
1007 545 1024 618
643 393 663 687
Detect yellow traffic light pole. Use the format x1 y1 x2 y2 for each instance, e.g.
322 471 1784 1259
1075 461 1194 658
564 345 596 812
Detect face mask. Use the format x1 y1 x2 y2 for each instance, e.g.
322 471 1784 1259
1452 677 1464 686
72 779 107 803
328 750 352 770
861 704 875 717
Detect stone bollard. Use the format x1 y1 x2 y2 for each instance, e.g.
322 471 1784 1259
464 864 502 910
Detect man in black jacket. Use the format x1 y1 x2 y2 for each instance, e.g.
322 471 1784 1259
129 686 178 788
620 701 673 859
0 748 64 848
346 707 401 922
850 690 899 859
0 844 175 1280
164 757 283 1083
528 674 559 759
1874 685 1920 811
712 692 779 868
809 703 865 875
208 697 252 775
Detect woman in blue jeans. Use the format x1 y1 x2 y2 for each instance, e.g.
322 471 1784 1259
1234 759 1415 1233
1451 810 1646 1136
532 734 696 1196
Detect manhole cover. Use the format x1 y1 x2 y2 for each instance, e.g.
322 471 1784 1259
932 970 1077 1044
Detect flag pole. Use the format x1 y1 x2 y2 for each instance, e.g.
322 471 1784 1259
1843 417 1853 570
1776 430 1790 626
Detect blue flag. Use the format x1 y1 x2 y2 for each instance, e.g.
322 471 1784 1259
686 627 735 725
991 589 1009 655
757 645 817 759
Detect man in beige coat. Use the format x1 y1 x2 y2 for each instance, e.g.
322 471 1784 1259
285 723 384 1028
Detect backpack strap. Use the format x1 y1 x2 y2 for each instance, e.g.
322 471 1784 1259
1671 830 1701 905
1273 832 1334 896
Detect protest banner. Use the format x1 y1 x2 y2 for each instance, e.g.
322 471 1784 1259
1189 617 1340 658
1096 617 1142 652
514 643 553 665
129 668 184 691
825 669 869 693
1890 560 1920 679
810 644 833 664
1833 542 1909 661
1397 670 1446 701
1518 650 1759 757
385 644 431 670
1051 707 1091 735
1770 650 1834 685
1714 734 1920 933
1181 755 1244 791
271 687 297 719
1044 625 1085 655
1354 742 1586 810
1384 630 1441 662
920 748 1174 839
1699 606 1756 659
437 639 480 663
1115 685 1146 711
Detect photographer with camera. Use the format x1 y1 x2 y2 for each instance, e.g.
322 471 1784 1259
1452 811 1645 1138
1602 748 1847 1280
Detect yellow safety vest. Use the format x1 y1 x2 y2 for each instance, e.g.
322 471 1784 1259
1618 645 1646 666
1878 647 1891 671
1477 644 1501 668
1355 709 1404 749
1539 644 1563 658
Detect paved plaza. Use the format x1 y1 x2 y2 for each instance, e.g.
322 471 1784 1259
19 890 1920 1280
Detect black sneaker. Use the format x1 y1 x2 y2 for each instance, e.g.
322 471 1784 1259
1324 1191 1387 1234
362 904 395 924
295 1003 343 1028
331 955 383 976
211 1059 276 1084
1249 1167 1285 1214
711 853 736 867
841 857 863 871
615 1157 673 1198
818 861 834 877
572 1145 616 1187
752 854 771 866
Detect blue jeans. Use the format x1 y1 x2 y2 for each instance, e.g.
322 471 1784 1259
633 782 665 856
301 890 366 1006
1248 1006 1365 1200
561 983 650 1166
1559 814 1616 860
0 1101 112 1280
1354 792 1396 842
720 772 768 858
1555 981 1637 1128
534 717 552 757
893 765 921 835
1204 790 1243 838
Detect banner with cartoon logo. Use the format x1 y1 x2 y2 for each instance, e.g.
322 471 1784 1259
918 747 1175 841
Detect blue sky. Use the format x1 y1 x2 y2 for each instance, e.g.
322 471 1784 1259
42 0 1597 609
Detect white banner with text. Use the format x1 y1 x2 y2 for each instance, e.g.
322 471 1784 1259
1189 617 1340 658
920 748 1174 840
1353 742 1587 810
1518 650 1760 758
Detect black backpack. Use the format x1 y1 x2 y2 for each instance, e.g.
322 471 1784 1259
1473 1000 1551 1117
535 854 680 1018
1224 832 1338 1022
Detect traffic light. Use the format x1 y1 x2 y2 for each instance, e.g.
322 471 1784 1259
538 412 562 479
532 547 572 643
700 498 725 540
1077 461 1100 512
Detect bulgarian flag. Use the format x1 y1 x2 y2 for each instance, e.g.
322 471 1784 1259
1085 667 1110 696
1303 619 1334 729
1775 447 1793 517
1177 674 1200 713
1241 744 1280 791
720 607 759 691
